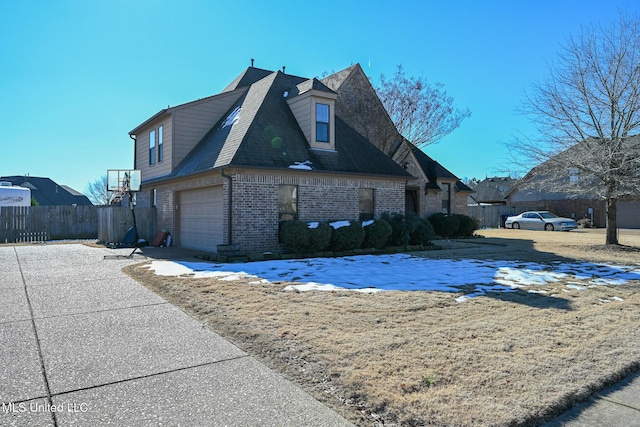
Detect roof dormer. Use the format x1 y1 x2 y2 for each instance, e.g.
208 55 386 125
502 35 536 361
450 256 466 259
286 78 338 151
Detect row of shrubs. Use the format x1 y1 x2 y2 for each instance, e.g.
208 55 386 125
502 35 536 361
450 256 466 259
279 212 478 255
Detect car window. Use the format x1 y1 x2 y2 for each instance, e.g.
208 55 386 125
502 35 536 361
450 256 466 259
539 212 559 219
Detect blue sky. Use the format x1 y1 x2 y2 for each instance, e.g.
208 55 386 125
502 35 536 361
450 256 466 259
0 0 636 195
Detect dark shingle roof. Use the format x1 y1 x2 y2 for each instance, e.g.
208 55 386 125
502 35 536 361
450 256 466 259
471 177 517 203
410 147 473 192
165 71 411 181
0 176 93 206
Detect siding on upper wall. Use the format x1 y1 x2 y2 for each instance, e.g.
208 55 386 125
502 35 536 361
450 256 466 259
286 95 312 143
172 89 246 168
135 115 173 181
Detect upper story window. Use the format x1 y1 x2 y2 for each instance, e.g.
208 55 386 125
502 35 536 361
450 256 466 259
149 129 156 166
278 185 298 221
315 103 329 142
569 167 579 184
157 126 163 163
359 188 374 221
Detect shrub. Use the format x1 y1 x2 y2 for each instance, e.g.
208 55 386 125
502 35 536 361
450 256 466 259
279 221 310 254
381 212 413 246
330 220 365 251
428 213 460 238
453 214 478 237
362 219 393 249
410 217 435 244
308 222 332 252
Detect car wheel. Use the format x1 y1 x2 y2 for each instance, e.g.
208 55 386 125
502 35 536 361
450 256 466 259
512 222 520 229
545 223 554 231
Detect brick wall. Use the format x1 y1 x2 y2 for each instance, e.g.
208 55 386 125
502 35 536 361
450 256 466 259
140 170 405 254
232 171 405 253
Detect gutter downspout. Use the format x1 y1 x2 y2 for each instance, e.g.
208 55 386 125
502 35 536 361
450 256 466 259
220 168 233 244
129 134 137 170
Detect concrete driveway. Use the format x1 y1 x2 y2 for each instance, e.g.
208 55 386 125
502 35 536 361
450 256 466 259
0 244 352 426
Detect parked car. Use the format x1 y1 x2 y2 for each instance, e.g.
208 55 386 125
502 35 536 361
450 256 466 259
505 211 578 231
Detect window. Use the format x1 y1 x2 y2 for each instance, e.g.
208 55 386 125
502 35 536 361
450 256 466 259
441 183 451 214
569 167 579 184
359 188 374 221
158 126 163 163
278 185 298 221
315 103 329 142
151 188 157 207
149 129 156 165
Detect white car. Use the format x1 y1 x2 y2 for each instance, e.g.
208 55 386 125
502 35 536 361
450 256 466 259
505 211 578 231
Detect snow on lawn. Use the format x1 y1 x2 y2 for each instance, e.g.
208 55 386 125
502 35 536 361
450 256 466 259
146 254 640 300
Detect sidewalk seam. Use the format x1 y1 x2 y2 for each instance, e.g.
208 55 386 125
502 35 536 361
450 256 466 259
14 247 58 427
27 301 170 322
49 354 251 398
597 395 640 411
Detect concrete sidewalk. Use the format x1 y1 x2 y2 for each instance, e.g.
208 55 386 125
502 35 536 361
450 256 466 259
0 244 352 426
543 371 640 426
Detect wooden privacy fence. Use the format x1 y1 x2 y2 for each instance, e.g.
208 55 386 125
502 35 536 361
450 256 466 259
97 207 156 244
0 206 98 243
0 206 156 244
468 205 518 229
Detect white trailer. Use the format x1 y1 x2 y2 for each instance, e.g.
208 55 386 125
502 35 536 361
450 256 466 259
0 183 31 207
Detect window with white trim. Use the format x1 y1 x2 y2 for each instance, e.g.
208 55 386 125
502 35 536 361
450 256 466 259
315 103 329 142
149 129 156 165
158 126 163 163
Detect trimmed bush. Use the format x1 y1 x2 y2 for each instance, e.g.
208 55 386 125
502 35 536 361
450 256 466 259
453 214 478 237
428 213 460 238
308 222 332 252
362 219 393 249
279 220 311 254
381 212 413 246
330 220 365 251
410 217 435 244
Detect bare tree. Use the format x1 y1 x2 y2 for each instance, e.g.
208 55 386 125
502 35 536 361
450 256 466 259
514 11 640 245
375 65 471 149
85 175 115 206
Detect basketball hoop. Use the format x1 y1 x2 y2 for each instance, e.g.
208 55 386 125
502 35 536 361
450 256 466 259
107 170 141 193
105 169 143 257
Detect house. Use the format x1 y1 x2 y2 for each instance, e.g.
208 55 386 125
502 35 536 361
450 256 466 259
129 64 412 253
320 64 473 218
468 177 518 205
503 146 640 228
0 176 93 206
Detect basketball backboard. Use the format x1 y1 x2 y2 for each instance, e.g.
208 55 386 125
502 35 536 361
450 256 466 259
107 170 141 192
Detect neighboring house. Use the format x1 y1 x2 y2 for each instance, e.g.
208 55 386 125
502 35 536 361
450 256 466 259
321 64 473 218
467 176 519 228
504 163 640 229
468 177 518 205
130 65 412 253
0 176 93 206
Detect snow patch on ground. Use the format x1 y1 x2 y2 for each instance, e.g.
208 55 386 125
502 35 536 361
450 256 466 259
145 254 640 301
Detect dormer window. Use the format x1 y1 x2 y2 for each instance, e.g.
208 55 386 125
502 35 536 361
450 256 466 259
286 80 337 150
316 103 330 142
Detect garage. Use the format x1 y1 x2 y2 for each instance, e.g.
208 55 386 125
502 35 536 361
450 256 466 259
178 186 224 251
618 201 640 229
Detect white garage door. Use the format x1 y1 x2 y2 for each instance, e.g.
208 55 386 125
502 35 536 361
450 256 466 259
618 201 640 229
179 186 223 251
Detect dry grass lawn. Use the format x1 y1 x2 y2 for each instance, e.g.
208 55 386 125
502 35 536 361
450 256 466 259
124 228 640 426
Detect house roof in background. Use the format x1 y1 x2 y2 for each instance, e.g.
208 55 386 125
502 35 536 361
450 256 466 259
154 69 412 182
471 176 518 203
0 176 93 206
